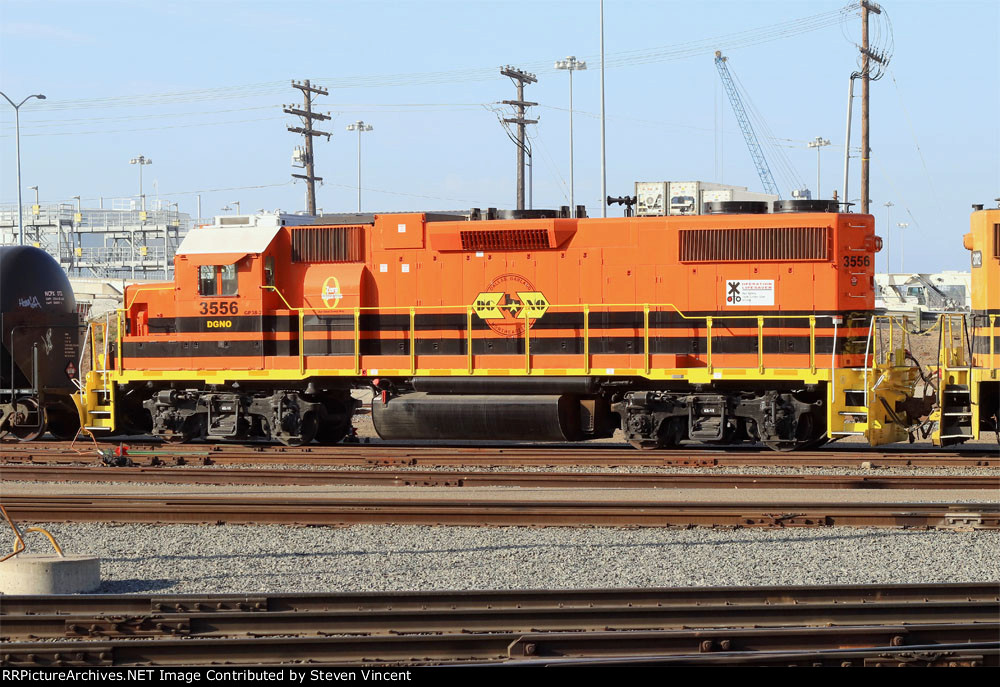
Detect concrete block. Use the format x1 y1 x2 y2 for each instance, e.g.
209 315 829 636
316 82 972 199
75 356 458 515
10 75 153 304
0 554 101 594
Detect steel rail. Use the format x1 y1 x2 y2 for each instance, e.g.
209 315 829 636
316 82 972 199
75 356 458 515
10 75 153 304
2 464 996 490
2 582 994 616
496 644 999 667
3 601 996 641
2 442 997 468
3 494 997 528
3 624 997 666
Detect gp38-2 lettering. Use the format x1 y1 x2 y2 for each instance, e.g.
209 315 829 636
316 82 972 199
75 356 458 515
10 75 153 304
199 301 239 315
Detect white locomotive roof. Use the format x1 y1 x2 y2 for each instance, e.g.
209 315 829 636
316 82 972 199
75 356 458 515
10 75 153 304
175 225 282 256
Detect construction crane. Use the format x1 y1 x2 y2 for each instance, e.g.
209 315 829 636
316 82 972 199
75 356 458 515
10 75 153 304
714 51 781 199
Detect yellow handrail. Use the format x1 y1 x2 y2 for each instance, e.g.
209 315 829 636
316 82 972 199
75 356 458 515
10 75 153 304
149 284 860 377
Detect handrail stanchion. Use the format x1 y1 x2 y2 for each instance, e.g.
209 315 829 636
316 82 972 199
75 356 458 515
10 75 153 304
583 305 590 374
888 315 894 365
353 307 361 375
643 304 650 374
298 310 305 376
757 317 764 374
466 306 474 374
409 307 416 375
117 310 124 372
706 316 713 373
809 316 816 374
523 307 531 373
991 314 997 379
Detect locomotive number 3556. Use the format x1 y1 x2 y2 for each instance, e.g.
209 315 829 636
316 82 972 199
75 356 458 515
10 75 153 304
199 301 239 315
842 255 871 267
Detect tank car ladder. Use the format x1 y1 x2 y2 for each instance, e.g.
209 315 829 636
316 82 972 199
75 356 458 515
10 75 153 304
70 318 117 437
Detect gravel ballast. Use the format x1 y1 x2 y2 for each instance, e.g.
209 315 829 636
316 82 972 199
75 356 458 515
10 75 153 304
23 522 1000 595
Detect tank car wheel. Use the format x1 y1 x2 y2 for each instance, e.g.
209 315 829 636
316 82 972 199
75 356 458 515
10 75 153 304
9 397 45 442
46 404 81 441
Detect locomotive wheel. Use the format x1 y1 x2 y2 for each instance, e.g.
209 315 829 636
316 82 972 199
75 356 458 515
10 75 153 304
763 414 824 452
9 397 45 442
315 418 351 444
280 412 318 447
628 439 661 450
163 416 202 444
46 404 81 441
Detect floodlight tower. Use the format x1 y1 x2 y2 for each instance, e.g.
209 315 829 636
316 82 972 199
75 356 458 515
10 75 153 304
346 121 373 212
555 56 587 217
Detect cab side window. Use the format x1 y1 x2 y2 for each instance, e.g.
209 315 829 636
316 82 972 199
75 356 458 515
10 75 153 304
199 265 218 296
264 255 276 287
198 264 239 296
220 264 238 296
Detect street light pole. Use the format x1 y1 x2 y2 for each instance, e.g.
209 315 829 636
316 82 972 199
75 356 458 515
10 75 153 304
896 222 909 272
807 136 830 199
0 91 46 246
130 155 152 211
555 57 587 217
883 201 893 274
346 121 373 212
599 0 607 217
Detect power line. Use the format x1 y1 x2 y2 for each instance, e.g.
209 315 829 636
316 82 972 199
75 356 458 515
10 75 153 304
27 6 854 112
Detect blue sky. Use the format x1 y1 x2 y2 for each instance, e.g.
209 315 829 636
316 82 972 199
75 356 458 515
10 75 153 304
1 0 997 273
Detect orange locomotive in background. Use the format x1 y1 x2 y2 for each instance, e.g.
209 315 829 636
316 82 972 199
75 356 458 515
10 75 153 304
78 202 922 449
933 206 999 444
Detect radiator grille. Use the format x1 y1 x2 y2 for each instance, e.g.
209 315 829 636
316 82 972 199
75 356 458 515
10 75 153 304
460 229 550 251
679 226 830 262
292 226 364 263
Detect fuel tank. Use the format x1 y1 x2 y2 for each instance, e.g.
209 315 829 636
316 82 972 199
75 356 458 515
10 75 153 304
371 393 585 441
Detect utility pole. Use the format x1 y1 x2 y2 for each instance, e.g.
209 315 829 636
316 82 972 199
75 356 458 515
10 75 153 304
860 1 884 215
500 66 537 211
284 79 331 216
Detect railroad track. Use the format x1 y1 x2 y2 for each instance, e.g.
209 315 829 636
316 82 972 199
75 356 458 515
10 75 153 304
2 584 997 666
3 464 996 490
2 441 998 468
3 493 997 528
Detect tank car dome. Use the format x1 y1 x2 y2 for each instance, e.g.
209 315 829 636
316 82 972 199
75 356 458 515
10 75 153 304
0 245 76 316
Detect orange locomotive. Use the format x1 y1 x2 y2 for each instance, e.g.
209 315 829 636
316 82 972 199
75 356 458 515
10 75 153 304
78 202 922 450
932 206 999 444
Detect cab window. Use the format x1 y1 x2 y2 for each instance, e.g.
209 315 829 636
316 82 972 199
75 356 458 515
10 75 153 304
198 264 239 296
199 265 217 296
220 264 238 295
264 255 276 287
